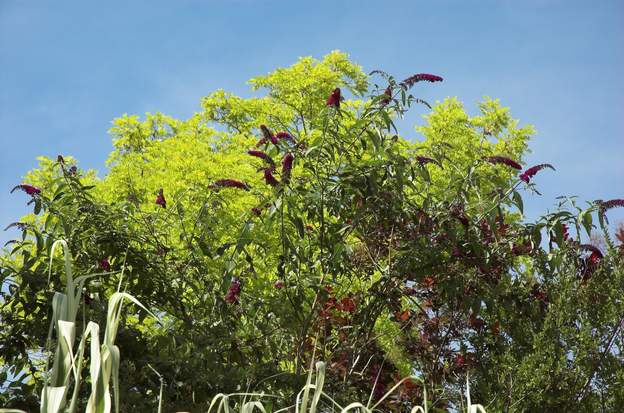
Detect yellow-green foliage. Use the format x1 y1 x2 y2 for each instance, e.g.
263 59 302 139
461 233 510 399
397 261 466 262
414 97 533 205
374 314 413 377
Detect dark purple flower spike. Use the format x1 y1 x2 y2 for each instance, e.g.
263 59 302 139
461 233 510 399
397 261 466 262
212 179 250 191
155 188 166 208
519 164 555 183
483 156 522 170
401 73 443 89
263 169 280 186
11 184 41 196
281 153 294 182
326 88 342 108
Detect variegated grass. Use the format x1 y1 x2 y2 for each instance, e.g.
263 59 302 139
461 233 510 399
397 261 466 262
204 361 486 413
38 240 153 413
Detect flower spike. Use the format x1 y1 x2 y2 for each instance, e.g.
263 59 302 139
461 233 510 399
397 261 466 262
212 179 250 191
401 73 443 89
483 156 522 170
155 188 166 208
11 184 41 196
326 88 342 108
519 164 555 183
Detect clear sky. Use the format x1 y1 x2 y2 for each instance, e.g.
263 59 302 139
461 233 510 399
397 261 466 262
1 0 622 245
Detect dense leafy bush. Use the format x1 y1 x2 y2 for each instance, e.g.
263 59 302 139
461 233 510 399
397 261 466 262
1 52 623 412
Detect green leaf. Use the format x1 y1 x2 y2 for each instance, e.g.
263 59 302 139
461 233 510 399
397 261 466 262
291 215 305 238
512 190 524 215
579 209 593 237
236 222 254 252
215 242 234 257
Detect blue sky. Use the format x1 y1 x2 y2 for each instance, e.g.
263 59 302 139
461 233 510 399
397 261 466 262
1 0 622 245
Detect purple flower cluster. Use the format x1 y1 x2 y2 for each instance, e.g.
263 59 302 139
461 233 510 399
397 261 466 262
224 277 242 304
100 258 111 272
275 131 295 143
212 179 250 191
483 156 522 170
263 168 279 186
247 150 275 167
11 184 41 196
248 150 269 160
401 73 443 88
155 189 166 208
326 88 342 108
579 244 603 282
580 244 603 259
228 125 300 191
257 129 296 147
519 164 555 183
281 153 294 181
599 199 624 213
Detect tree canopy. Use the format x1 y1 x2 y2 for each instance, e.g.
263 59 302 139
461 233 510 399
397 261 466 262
2 51 623 412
